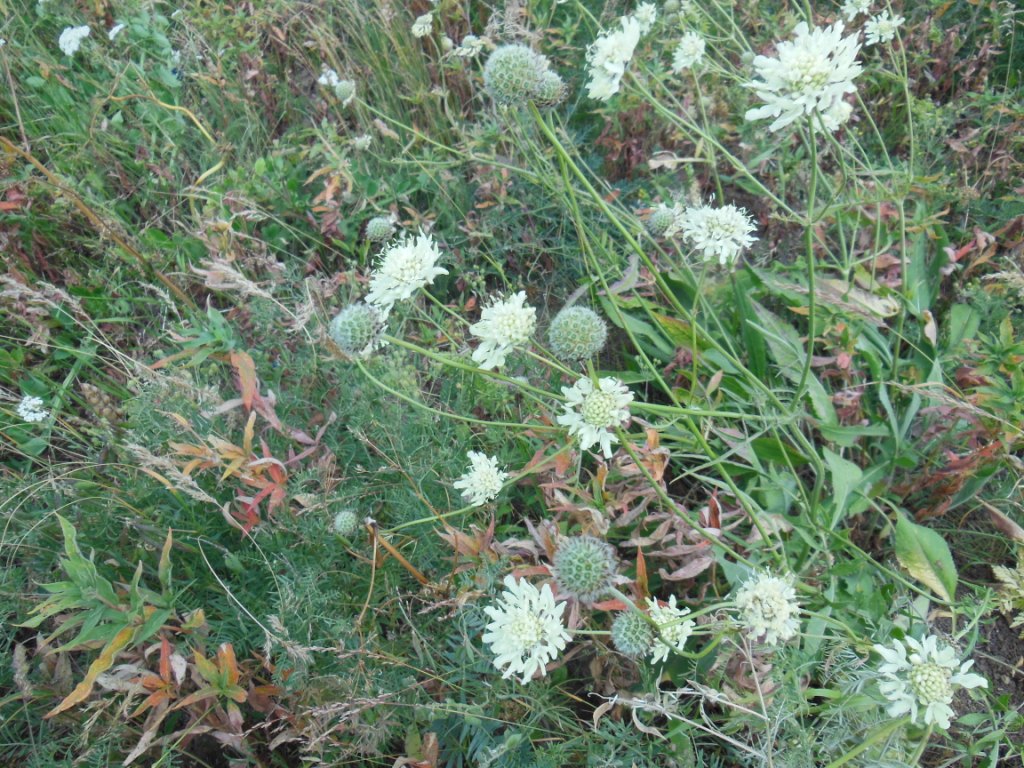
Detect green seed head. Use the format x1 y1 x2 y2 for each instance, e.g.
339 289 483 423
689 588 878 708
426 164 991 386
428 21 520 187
646 204 678 237
548 306 608 362
533 70 567 108
611 610 655 658
332 509 360 537
552 535 617 605
483 44 548 106
365 215 397 243
329 302 385 359
333 80 356 105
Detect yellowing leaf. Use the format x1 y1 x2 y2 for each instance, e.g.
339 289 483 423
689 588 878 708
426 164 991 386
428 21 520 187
45 625 134 718
894 512 958 602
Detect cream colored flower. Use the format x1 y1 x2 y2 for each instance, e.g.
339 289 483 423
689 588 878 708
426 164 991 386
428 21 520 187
679 202 757 266
365 232 448 315
874 634 987 729
647 595 696 663
586 15 642 101
672 31 705 72
453 451 508 506
557 376 633 458
469 291 537 370
745 21 862 133
735 571 800 645
483 576 571 684
864 11 905 45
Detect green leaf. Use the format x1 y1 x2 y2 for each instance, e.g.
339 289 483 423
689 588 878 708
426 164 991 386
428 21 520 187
824 448 865 528
893 512 958 602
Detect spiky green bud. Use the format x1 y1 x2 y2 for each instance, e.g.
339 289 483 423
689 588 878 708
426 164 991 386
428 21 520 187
547 306 608 362
365 215 397 243
329 303 385 359
333 509 360 537
646 204 679 237
483 44 562 108
533 70 567 108
552 535 617 605
611 610 655 658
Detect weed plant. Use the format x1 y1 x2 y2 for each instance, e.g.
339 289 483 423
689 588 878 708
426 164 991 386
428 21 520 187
2 0 1024 766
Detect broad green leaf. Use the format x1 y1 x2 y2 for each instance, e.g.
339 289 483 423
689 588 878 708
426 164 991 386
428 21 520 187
893 513 957 602
824 448 865 528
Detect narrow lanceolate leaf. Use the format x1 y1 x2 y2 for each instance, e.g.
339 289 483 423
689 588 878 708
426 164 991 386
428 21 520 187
45 625 135 718
893 512 958 603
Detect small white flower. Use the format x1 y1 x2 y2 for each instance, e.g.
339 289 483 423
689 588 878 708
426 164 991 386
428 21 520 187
453 34 487 58
633 2 658 34
317 66 341 88
873 634 987 729
672 31 705 72
745 21 862 133
58 25 91 57
411 12 433 38
453 451 508 506
841 0 872 21
469 291 537 370
352 133 373 150
734 571 800 646
16 395 49 423
586 15 642 101
557 376 633 458
647 595 695 663
107 23 126 41
365 231 448 315
679 202 757 266
864 11 906 45
483 575 571 684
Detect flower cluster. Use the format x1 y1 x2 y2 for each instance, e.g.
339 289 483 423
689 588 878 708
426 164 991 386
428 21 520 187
679 202 758 266
16 395 49 423
874 634 987 729
672 31 705 73
745 21 862 133
647 595 695 663
58 25 90 57
411 12 433 38
483 576 570 683
557 376 633 458
586 15 643 100
453 451 508 506
365 231 448 316
469 291 537 370
734 571 800 646
864 12 905 45
841 0 872 21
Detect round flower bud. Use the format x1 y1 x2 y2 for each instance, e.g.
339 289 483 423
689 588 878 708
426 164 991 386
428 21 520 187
552 535 617 605
333 79 356 106
440 35 454 53
663 0 681 13
547 306 608 362
645 204 678 237
365 215 397 243
483 44 547 106
332 509 359 537
611 610 655 658
329 302 386 359
533 70 567 108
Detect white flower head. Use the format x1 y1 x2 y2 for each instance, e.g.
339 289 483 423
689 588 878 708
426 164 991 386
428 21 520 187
672 31 705 73
482 575 571 684
633 3 658 34
873 634 987 729
841 0 872 21
734 571 800 646
16 395 49 423
679 202 757 266
317 65 341 88
453 451 508 506
469 291 537 370
586 15 642 101
557 376 633 458
864 11 905 45
107 23 126 41
365 231 448 315
411 12 433 38
453 34 487 58
352 133 373 150
745 21 862 133
58 25 91 57
647 595 696 663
